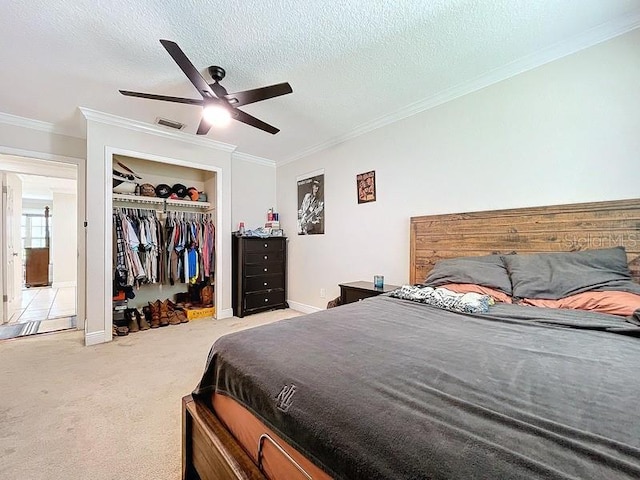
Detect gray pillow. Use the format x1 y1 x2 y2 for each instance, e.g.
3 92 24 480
503 247 640 299
423 255 512 294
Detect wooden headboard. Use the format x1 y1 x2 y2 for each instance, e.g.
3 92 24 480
410 198 640 285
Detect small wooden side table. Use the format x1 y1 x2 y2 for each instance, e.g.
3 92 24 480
339 281 400 305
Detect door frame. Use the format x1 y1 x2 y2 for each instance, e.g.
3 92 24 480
0 172 6 323
0 147 85 331
1 172 23 323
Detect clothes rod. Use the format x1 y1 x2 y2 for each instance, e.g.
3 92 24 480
113 193 212 210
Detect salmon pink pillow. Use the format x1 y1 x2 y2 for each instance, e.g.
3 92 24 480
522 291 640 317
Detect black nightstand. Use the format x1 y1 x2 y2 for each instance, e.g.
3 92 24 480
339 281 400 305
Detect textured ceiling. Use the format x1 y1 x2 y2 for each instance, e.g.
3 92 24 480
1 0 639 162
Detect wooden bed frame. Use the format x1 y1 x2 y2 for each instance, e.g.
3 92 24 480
410 198 640 284
183 395 266 480
184 197 640 480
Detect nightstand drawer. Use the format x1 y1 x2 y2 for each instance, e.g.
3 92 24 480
246 274 284 293
245 263 284 276
244 239 284 253
339 281 400 305
343 289 379 304
245 251 285 264
244 290 285 310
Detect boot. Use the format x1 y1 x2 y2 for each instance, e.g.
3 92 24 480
148 301 161 328
142 305 156 328
158 299 170 327
165 299 181 325
168 300 189 324
136 308 150 331
188 283 201 305
112 324 129 336
126 308 139 333
200 285 213 307
175 292 189 307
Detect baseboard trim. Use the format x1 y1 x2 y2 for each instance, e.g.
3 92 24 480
287 300 323 314
85 330 107 346
52 281 77 288
217 308 234 319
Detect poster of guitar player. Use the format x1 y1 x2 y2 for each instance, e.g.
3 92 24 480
297 171 325 235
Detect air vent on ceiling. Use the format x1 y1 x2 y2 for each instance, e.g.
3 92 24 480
155 117 186 130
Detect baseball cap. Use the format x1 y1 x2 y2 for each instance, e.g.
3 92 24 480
172 183 188 198
155 184 172 198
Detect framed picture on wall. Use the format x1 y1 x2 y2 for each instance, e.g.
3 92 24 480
297 170 325 235
357 170 376 204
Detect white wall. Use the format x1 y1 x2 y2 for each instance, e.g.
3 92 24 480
0 123 86 160
277 29 640 310
231 157 276 231
22 198 50 214
83 112 235 345
51 192 77 287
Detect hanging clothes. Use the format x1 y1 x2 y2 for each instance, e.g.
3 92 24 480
114 206 215 288
113 208 159 287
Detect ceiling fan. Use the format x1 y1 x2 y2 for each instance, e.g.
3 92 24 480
119 39 293 135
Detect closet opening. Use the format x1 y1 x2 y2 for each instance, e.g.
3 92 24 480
109 153 218 337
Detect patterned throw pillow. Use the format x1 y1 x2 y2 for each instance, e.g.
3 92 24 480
389 285 493 314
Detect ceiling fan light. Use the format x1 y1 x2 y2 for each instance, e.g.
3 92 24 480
202 105 231 127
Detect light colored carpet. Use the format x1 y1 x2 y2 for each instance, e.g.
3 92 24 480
0 309 302 480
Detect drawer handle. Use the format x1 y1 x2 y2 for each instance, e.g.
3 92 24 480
264 268 268 272
264 298 269 302
264 243 268 248
264 255 268 260
264 282 268 286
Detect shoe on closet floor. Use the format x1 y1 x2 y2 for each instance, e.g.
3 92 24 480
143 305 157 328
158 299 170 327
168 300 189 324
136 308 150 330
112 324 129 336
148 301 161 328
164 299 181 325
126 308 139 333
200 285 214 307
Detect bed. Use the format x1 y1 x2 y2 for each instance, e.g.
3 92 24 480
183 198 640 480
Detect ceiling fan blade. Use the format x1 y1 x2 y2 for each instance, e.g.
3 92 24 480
196 118 212 135
119 90 204 106
210 82 228 98
159 39 216 99
226 82 293 107
232 108 280 134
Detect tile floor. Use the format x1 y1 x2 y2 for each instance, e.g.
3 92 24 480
10 286 77 324
0 286 77 340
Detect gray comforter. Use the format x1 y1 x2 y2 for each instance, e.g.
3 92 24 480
194 296 640 479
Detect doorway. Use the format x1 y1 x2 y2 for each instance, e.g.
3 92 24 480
0 159 79 340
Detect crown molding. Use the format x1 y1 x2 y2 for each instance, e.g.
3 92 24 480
232 151 276 167
0 146 83 164
0 111 55 133
79 107 238 153
280 16 640 166
0 111 83 139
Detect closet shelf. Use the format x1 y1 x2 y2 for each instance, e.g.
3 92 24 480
113 193 212 210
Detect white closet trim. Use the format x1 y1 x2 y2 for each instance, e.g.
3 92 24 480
102 146 224 345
